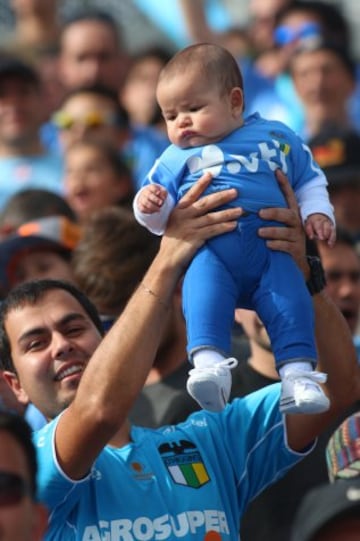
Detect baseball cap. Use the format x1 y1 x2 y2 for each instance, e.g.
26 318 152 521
0 216 81 288
291 479 360 541
308 127 360 187
326 412 360 482
0 55 40 85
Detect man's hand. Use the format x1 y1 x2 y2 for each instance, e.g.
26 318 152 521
257 169 308 276
161 172 243 273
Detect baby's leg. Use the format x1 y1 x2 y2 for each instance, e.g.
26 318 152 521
254 251 329 414
182 247 238 412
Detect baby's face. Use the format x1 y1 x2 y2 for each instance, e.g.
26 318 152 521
156 73 240 148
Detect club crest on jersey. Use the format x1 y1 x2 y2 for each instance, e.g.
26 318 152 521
159 439 210 489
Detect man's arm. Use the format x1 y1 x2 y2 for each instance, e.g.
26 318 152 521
55 174 242 479
259 169 360 451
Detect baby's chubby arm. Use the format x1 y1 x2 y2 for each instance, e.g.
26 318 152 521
305 213 336 247
133 183 176 236
136 183 169 214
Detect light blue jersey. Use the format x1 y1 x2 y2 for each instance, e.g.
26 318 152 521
34 384 311 540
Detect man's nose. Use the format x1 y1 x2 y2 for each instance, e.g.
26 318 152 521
52 333 74 358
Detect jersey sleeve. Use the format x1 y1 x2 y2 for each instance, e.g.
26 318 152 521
33 415 91 518
212 384 315 506
288 133 334 223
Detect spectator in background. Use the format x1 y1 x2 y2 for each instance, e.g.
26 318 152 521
289 38 357 140
0 188 76 237
0 54 64 210
72 206 160 331
316 229 360 356
247 0 295 59
120 46 172 132
291 478 360 540
0 410 48 541
0 215 79 294
309 127 360 246
58 8 128 94
326 411 360 483
52 84 168 190
63 139 134 223
53 84 129 152
1 0 60 55
247 1 353 133
291 412 360 540
49 8 170 182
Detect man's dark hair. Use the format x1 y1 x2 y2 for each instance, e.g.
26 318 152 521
61 8 123 48
0 411 37 499
0 279 104 372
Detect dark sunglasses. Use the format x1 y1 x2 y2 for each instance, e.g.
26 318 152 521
0 471 31 506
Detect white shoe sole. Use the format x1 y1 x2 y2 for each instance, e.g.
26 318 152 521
187 378 227 412
280 394 330 414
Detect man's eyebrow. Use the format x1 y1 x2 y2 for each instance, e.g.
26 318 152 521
18 313 89 344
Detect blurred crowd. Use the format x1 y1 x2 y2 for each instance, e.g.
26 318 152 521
0 1 360 540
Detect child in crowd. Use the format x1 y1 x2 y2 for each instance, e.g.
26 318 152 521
63 139 134 223
134 43 336 414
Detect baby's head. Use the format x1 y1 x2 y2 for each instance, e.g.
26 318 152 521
156 43 245 148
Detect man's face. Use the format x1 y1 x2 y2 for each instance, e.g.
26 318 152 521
0 430 47 541
0 76 43 147
3 289 102 420
291 49 355 121
318 241 360 334
60 20 127 91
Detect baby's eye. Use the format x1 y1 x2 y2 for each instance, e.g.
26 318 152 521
164 113 176 122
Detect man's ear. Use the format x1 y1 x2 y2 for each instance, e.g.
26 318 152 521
2 370 30 405
230 87 244 117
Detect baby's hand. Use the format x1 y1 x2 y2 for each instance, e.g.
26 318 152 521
137 184 168 214
305 213 336 246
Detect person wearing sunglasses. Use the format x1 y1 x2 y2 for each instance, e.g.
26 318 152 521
0 410 48 541
51 84 169 191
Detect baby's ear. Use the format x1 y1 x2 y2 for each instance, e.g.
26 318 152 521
230 87 244 117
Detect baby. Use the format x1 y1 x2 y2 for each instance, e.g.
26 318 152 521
134 43 335 414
